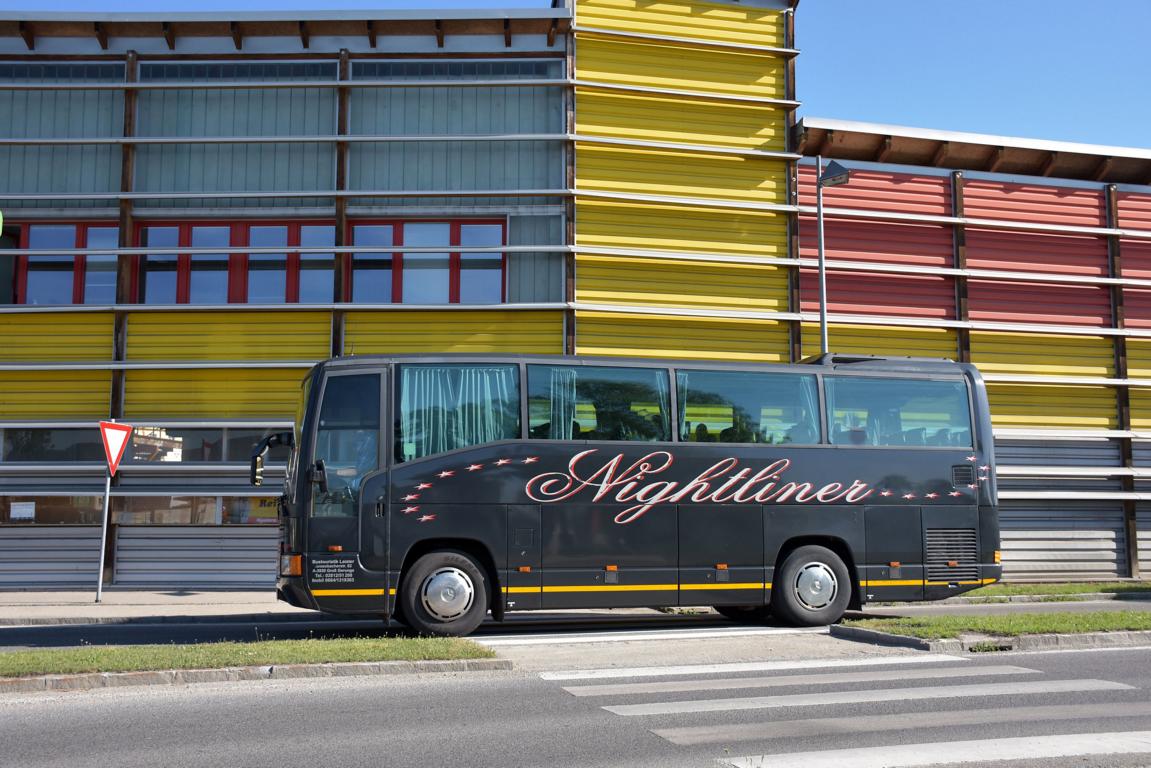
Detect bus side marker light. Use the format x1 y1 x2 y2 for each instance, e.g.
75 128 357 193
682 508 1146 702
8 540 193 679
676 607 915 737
716 563 728 570
994 550 1002 564
605 565 618 571
328 545 343 553
889 561 901 568
947 560 959 567
518 566 532 573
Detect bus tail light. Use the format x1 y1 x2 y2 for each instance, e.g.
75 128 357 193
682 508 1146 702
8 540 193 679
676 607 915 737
281 554 302 577
994 550 1002 564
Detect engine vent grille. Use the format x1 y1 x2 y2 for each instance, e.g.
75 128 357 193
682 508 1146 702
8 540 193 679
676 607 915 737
925 528 979 582
951 465 976 487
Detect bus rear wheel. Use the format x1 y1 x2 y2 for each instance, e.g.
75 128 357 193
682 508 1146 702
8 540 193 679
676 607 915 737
400 550 489 637
771 545 851 627
714 605 771 623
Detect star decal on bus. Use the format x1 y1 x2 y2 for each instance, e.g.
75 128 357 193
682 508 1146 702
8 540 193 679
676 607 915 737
966 455 978 462
925 492 939 499
417 514 436 523
949 491 963 497
522 456 539 464
402 494 420 501
979 465 990 472
495 458 512 466
968 484 979 489
437 470 455 478
879 490 893 497
402 506 420 514
902 493 916 500
467 463 484 471
416 483 433 490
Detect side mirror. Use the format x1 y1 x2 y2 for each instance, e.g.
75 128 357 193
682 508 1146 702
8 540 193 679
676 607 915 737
310 458 329 495
249 431 295 487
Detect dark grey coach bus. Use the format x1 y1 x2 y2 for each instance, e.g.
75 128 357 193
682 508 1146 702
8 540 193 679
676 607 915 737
251 353 1001 636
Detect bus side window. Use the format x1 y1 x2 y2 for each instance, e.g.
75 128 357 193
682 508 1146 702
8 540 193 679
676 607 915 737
825 377 972 448
528 364 671 442
676 369 819 445
312 373 381 518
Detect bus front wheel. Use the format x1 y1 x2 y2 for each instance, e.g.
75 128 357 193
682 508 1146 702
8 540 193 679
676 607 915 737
400 550 489 637
772 545 851 627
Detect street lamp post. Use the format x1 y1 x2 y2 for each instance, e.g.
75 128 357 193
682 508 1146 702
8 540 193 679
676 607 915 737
815 156 851 355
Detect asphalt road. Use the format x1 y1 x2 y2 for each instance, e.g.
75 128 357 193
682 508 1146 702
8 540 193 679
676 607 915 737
4 646 1151 767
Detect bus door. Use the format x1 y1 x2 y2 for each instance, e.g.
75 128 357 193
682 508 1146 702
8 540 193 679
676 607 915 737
505 505 542 611
305 370 387 595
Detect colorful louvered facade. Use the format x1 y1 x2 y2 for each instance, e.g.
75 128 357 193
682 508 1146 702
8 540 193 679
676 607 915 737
0 0 1149 585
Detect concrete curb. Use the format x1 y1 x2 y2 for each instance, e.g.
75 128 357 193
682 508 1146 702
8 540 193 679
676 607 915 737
0 658 513 694
829 624 1151 653
928 591 1151 605
0 612 357 628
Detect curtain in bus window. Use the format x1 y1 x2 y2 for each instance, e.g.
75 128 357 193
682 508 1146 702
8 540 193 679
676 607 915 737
547 367 577 439
398 365 519 461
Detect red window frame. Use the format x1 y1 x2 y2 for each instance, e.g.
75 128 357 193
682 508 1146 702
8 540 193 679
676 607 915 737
345 218 507 304
132 220 335 304
14 222 120 305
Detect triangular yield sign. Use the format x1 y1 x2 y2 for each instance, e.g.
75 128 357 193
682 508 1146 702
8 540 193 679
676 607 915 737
99 421 134 477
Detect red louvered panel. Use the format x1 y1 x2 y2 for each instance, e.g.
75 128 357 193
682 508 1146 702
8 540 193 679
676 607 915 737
799 270 955 319
1123 288 1151 328
1122 239 1151 280
965 228 1108 276
798 218 953 268
961 181 1104 227
968 280 1111 326
1117 192 1151 231
797 166 952 216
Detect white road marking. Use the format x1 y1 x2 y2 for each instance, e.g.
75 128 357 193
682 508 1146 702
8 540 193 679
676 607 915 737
563 664 1037 697
603 678 1132 716
540 653 968 681
476 625 825 647
656 702 1151 746
719 730 1151 768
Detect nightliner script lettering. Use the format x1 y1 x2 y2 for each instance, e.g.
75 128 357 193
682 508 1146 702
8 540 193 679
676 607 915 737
524 450 874 524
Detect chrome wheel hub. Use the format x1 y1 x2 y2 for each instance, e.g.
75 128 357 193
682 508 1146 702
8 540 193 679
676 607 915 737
420 566 474 621
794 562 838 610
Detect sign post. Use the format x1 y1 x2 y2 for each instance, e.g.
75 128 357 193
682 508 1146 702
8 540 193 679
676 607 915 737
96 420 133 603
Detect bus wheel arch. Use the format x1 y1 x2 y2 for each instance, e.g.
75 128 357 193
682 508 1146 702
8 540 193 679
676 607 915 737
771 537 860 625
397 539 501 636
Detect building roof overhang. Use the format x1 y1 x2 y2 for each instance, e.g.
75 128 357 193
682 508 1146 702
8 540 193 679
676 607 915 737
795 117 1151 185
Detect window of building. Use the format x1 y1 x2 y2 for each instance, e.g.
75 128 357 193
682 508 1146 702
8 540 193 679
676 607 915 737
17 224 120 305
0 495 104 525
824 377 973 447
677 369 820 445
0 426 289 464
349 220 505 304
0 428 105 462
528 365 671 442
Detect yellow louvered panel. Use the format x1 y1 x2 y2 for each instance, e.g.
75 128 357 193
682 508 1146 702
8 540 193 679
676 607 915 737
575 34 785 100
576 143 787 203
1130 389 1151 430
576 198 788 257
987 384 1116 430
126 311 331 361
800 324 958 360
0 370 111 418
575 89 786 151
344 311 563 355
575 0 786 48
971 332 1114 378
1125 340 1151 379
124 369 304 419
0 313 114 361
576 254 788 312
575 311 789 362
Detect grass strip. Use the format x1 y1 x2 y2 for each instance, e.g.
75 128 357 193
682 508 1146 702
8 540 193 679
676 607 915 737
0 636 494 679
973 581 1151 597
844 610 1151 640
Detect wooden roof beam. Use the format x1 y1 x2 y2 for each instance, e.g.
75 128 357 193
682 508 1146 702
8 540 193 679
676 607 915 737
18 21 33 51
162 21 176 50
298 20 310 49
987 146 1008 173
1091 156 1115 182
434 19 444 48
1040 151 1061 177
931 141 951 168
366 20 377 49
547 18 558 47
94 22 108 50
876 136 895 163
503 18 512 47
230 22 242 51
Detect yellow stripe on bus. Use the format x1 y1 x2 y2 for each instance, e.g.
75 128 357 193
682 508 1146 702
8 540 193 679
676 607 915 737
502 583 769 594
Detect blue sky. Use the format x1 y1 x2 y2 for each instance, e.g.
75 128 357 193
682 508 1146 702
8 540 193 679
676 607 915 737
11 0 1150 149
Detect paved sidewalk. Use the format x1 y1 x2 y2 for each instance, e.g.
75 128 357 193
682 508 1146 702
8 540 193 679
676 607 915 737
0 590 319 625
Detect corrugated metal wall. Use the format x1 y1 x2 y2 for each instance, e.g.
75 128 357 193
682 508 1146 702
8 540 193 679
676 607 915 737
114 526 278 587
0 527 102 586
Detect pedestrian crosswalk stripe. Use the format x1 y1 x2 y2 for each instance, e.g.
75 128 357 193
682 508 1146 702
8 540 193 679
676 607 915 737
476 625 823 647
654 702 1151 746
540 653 968 681
602 678 1132 717
720 730 1151 768
563 664 1037 697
